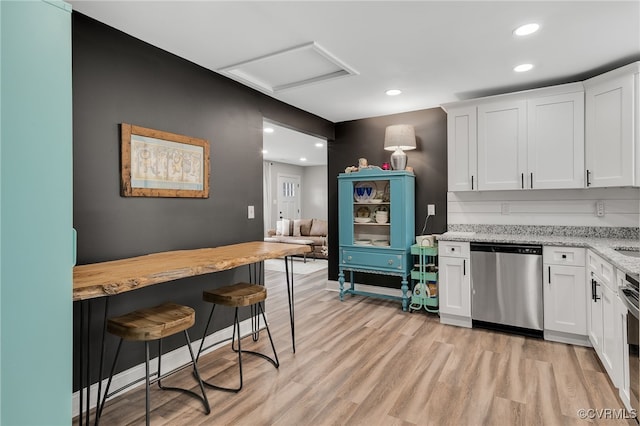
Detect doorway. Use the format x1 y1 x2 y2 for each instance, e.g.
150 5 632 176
262 120 328 235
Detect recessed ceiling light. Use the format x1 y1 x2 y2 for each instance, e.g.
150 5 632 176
315 142 324 148
300 157 307 162
514 63 534 73
385 89 402 96
263 127 274 134
514 23 540 36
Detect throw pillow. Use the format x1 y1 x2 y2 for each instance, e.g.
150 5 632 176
293 219 303 237
309 219 327 236
275 220 283 236
282 219 292 236
298 218 313 236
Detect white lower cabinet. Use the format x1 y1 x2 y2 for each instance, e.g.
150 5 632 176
543 247 588 345
439 241 471 328
587 250 625 390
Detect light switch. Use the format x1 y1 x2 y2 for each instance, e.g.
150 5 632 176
596 200 605 217
248 205 255 219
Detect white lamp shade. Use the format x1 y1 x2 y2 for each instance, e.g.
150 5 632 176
384 124 416 151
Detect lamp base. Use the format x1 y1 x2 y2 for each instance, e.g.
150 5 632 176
390 148 407 170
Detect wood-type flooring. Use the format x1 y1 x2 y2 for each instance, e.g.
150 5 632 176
78 267 636 425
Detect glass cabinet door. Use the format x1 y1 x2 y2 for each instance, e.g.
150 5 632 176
352 179 391 247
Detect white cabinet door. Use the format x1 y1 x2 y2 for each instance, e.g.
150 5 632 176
528 92 585 189
585 72 635 187
447 106 477 191
477 100 527 190
601 283 622 388
543 264 587 335
439 256 471 317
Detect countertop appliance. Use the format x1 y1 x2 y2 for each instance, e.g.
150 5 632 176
470 242 543 333
620 272 639 422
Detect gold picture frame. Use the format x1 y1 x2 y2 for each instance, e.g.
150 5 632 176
121 123 210 198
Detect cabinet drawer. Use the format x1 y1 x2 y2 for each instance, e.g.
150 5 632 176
438 241 470 258
543 246 585 267
587 249 615 292
341 249 406 272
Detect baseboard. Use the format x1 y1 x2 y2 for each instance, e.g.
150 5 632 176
439 313 472 328
72 317 256 418
325 279 402 298
543 330 591 347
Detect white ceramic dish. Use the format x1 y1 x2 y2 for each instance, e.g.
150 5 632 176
354 217 372 223
354 239 372 245
353 181 376 202
373 240 390 246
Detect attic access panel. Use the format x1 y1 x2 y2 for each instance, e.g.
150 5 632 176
218 42 358 94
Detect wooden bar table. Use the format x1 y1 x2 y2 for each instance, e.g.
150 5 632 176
73 241 311 425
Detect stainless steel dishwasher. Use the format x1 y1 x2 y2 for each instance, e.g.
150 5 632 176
471 242 543 332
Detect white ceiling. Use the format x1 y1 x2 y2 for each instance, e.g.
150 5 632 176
69 1 639 124
262 121 327 166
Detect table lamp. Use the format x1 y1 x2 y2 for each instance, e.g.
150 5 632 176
384 124 416 170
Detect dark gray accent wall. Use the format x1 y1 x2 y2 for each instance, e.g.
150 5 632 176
328 108 448 285
72 12 332 391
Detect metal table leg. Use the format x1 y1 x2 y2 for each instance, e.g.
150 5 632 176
284 255 295 353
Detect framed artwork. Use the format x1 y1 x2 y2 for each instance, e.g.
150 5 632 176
120 123 210 198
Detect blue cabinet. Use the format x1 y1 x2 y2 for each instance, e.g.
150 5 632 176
337 169 415 310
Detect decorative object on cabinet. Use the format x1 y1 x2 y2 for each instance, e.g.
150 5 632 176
121 123 210 198
338 168 415 311
410 244 439 313
384 124 416 170
354 181 377 202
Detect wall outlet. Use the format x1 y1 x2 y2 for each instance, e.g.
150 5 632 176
596 200 605 217
501 203 510 215
427 204 436 216
248 205 255 219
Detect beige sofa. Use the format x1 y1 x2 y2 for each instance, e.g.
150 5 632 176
265 218 328 259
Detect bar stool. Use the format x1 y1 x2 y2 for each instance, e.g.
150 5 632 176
196 282 279 392
97 302 210 425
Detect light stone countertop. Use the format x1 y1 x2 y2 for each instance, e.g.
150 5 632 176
438 231 640 277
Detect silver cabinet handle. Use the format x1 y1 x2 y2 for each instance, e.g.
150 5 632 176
388 259 394 265
347 256 352 261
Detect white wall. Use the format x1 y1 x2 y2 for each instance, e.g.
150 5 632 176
302 165 328 221
448 187 640 227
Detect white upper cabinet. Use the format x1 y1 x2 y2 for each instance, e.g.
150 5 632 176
477 99 527 190
584 63 639 188
527 92 585 189
447 106 477 191
444 82 585 191
443 62 640 191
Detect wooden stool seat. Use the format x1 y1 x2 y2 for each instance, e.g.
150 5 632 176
98 302 210 424
197 282 278 393
203 282 266 307
107 302 195 341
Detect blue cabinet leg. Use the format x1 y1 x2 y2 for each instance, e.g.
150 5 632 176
401 277 409 311
338 271 345 301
